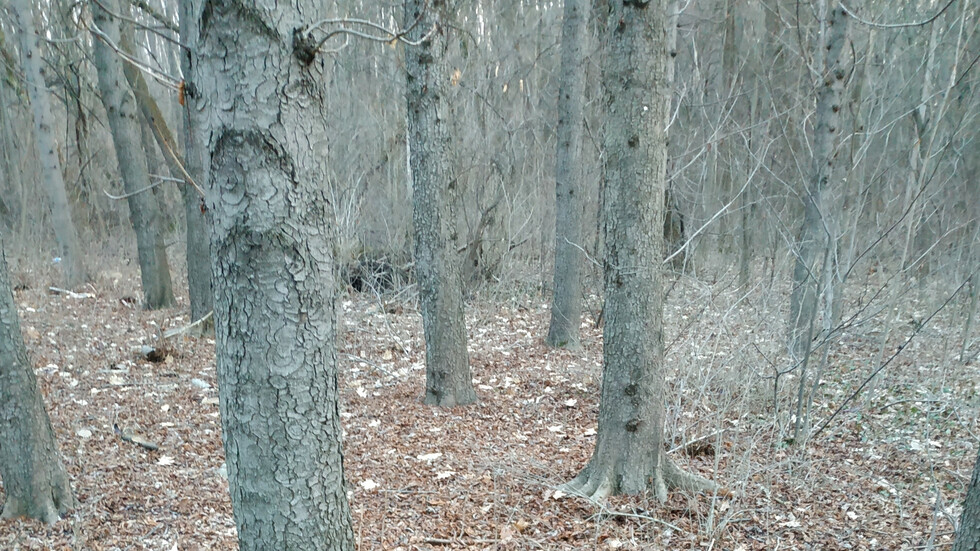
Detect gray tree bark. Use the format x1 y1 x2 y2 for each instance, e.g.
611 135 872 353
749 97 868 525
196 2 355 549
11 0 87 287
405 0 478 407
177 0 213 329
546 0 589 350
787 3 848 358
0 238 74 523
955 448 980 551
91 0 176 310
562 0 716 501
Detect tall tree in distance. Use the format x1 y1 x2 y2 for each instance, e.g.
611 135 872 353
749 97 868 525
11 0 87 287
91 0 176 310
955 448 980 551
405 0 478 407
546 0 589 350
786 3 848 359
563 0 717 500
196 1 355 549
117 2 213 327
0 238 74 523
177 0 213 330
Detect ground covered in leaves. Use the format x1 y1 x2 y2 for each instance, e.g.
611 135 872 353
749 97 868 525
0 261 977 550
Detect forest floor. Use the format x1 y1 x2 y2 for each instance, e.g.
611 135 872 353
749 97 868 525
0 260 977 550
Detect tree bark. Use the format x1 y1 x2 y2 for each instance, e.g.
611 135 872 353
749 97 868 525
787 3 848 359
178 0 213 329
562 0 715 501
405 0 478 407
196 2 355 549
11 0 87 287
955 448 980 551
0 238 74 523
546 0 589 350
91 0 176 310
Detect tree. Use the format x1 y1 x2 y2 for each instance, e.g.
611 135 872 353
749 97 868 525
0 237 74 523
955 448 980 551
563 0 716 500
91 0 176 310
177 0 213 330
405 0 478 407
117 2 213 327
546 0 589 350
11 0 87 287
786 3 848 359
195 2 355 549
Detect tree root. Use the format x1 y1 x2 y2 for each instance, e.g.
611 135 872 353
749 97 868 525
0 486 74 524
561 454 726 502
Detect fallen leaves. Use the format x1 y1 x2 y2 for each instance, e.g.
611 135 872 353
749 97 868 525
1 275 975 551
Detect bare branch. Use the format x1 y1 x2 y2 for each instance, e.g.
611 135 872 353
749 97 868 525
839 0 958 30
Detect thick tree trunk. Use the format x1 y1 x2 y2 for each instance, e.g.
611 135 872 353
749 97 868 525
178 0 213 329
955 448 980 551
563 0 715 501
91 0 176 310
546 0 589 350
405 0 478 407
11 0 87 287
197 2 355 550
0 238 74 523
787 3 848 358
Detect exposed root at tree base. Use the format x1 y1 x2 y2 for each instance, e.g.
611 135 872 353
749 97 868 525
0 490 74 525
560 455 724 502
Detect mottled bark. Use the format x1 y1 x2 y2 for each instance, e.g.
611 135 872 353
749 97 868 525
11 0 87 287
955 448 980 551
0 238 74 523
546 0 589 350
197 2 354 549
787 4 848 358
562 0 715 501
91 0 176 310
405 0 477 407
178 0 213 329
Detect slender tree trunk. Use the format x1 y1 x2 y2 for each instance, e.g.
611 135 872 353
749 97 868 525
197 2 355 549
562 0 715 501
91 0 176 309
178 0 213 329
405 0 477 407
547 0 589 350
0 79 22 231
787 2 848 358
956 448 980 551
118 6 213 326
11 0 87 287
0 238 74 523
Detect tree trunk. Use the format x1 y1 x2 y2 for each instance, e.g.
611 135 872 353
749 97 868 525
196 2 355 549
118 5 213 326
787 3 848 359
178 0 213 329
0 238 74 523
11 0 87 287
546 0 589 350
405 0 478 407
955 448 980 551
91 0 176 310
563 0 715 501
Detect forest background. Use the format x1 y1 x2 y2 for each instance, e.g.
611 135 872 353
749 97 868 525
0 0 978 549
